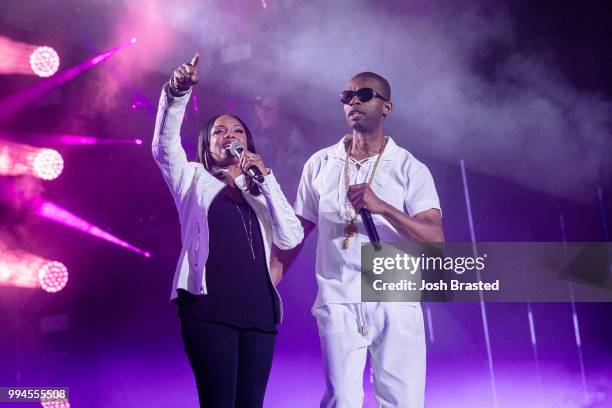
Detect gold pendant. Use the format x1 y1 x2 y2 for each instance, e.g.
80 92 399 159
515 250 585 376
342 220 358 249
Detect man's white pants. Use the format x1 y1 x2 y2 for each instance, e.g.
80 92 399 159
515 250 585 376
313 302 426 408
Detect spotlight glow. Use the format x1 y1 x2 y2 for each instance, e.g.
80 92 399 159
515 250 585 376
0 139 64 180
38 261 69 293
0 247 68 293
32 148 64 180
0 39 136 120
29 46 60 77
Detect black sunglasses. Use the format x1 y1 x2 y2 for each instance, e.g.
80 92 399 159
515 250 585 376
340 88 388 105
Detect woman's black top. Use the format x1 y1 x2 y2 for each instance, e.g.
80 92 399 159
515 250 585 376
176 186 279 333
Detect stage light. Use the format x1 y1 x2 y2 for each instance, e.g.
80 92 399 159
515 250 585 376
0 39 137 120
45 135 142 146
38 261 69 293
36 200 151 258
0 36 59 76
0 247 68 293
0 131 143 146
0 139 64 180
41 400 70 408
32 148 64 180
29 46 60 78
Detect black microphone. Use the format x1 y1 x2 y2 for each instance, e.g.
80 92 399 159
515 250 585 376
360 209 382 251
228 140 265 183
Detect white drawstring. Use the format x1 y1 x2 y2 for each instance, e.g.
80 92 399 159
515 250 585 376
356 303 369 336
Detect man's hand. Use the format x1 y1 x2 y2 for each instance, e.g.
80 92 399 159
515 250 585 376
347 183 388 214
171 52 200 91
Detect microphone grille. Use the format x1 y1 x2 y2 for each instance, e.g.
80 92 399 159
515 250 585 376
228 140 244 156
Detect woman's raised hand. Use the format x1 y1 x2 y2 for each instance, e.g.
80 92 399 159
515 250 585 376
171 52 200 92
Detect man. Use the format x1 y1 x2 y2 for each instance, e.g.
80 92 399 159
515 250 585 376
289 72 444 407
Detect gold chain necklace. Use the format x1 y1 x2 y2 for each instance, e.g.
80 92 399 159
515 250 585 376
342 136 388 249
234 203 256 260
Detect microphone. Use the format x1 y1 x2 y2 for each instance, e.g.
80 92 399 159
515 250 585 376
228 140 265 183
359 209 382 251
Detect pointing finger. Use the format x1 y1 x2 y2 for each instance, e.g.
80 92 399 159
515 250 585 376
190 52 201 67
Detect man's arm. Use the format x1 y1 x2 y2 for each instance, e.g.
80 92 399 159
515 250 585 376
380 206 444 243
269 216 316 286
347 184 444 243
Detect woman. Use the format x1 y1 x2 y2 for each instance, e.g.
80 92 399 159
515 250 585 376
152 53 303 407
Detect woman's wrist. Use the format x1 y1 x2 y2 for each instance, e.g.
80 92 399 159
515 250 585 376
168 78 191 96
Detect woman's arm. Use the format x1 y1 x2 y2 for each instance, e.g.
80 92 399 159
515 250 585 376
151 54 200 206
259 173 305 250
238 152 304 250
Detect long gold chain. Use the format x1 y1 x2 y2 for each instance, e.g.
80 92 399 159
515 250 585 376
342 135 388 249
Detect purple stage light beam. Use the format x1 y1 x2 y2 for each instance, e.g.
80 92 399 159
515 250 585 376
520 250 544 404
36 200 151 258
425 305 434 343
460 159 499 408
559 214 589 404
0 131 142 146
47 135 143 146
0 38 137 121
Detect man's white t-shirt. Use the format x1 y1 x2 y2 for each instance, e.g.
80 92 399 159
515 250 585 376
294 136 442 309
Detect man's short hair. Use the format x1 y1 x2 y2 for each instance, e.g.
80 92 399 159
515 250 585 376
351 72 391 100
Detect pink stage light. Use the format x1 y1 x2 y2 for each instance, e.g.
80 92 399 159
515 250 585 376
0 139 64 180
0 247 68 293
41 400 70 408
0 38 137 120
36 200 151 258
91 37 137 65
32 148 64 180
0 36 55 75
29 46 60 77
47 135 142 146
0 131 142 146
38 261 69 293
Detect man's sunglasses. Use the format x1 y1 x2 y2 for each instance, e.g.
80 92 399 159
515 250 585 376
339 88 388 105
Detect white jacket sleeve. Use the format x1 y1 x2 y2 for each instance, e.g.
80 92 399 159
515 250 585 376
151 83 195 207
259 172 304 250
